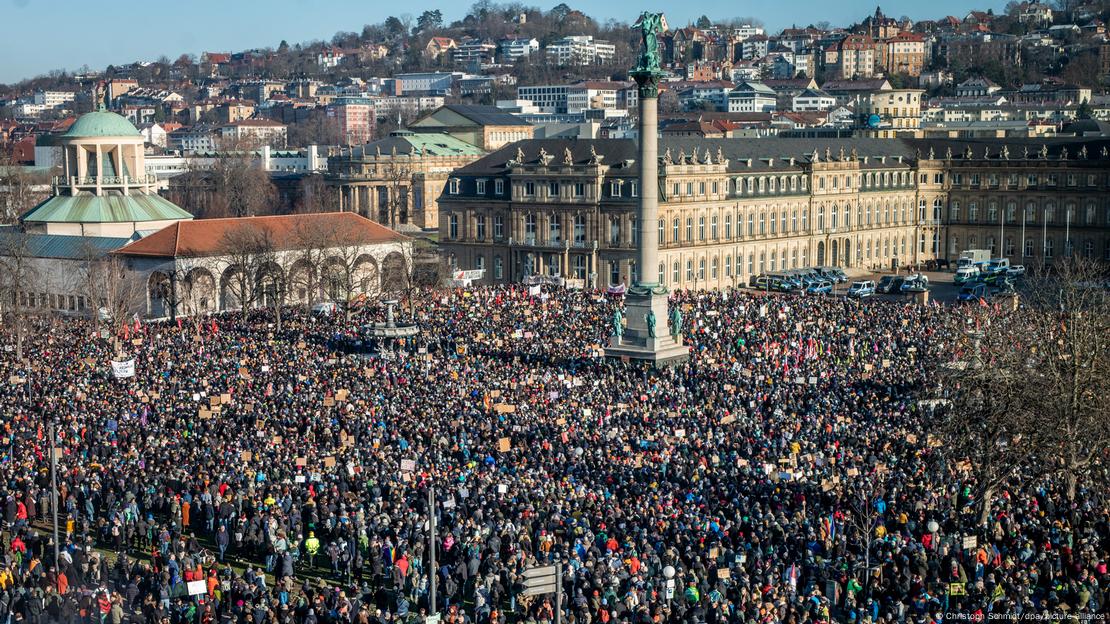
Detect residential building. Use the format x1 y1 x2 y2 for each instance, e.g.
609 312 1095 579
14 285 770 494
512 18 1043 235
33 90 77 109
828 35 877 79
499 38 539 63
327 99 375 144
1016 2 1053 24
793 89 838 111
317 47 346 68
936 34 1022 69
728 82 777 113
545 36 616 66
452 39 498 66
879 33 926 77
517 82 637 115
392 72 461 96
218 119 288 148
956 77 1002 97
425 37 458 61
859 89 925 138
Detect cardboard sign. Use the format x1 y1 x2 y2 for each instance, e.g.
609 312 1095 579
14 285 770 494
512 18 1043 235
717 568 730 579
241 451 252 461
198 409 212 419
323 397 335 407
295 457 307 467
272 436 282 445
323 456 336 468
209 396 220 407
962 536 978 550
498 437 511 452
221 393 231 404
493 403 516 414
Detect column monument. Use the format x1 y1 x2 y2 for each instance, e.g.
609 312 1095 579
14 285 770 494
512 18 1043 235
606 11 690 366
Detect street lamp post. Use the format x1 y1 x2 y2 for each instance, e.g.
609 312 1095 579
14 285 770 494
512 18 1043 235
50 422 59 569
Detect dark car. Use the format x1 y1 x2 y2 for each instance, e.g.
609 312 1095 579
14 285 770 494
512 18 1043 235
877 275 904 294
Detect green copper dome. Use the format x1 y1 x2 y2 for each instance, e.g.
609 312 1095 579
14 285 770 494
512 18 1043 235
62 111 142 138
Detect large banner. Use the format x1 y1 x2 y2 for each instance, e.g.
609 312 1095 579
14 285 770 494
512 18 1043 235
111 359 135 379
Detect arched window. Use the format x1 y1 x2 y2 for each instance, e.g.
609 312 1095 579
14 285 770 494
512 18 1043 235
725 255 732 277
710 256 718 279
673 262 680 284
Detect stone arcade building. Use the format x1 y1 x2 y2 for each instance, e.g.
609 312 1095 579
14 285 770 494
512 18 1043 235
112 213 412 318
436 137 1110 289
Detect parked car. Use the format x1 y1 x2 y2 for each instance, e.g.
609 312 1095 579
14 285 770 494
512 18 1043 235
1006 265 1026 277
900 274 929 293
815 267 847 283
956 283 987 303
877 275 904 294
749 275 772 289
807 280 834 294
846 280 876 299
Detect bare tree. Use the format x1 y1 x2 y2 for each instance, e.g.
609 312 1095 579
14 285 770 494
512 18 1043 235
0 151 52 224
0 231 39 360
842 474 885 598
379 158 412 228
289 218 335 313
216 223 282 322
1020 258 1110 501
932 312 1040 526
81 249 145 332
316 224 381 324
295 173 339 214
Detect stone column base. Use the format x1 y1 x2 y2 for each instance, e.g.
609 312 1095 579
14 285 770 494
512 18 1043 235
604 290 690 366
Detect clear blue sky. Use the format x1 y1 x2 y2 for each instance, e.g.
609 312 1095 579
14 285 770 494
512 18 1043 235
1 0 1007 84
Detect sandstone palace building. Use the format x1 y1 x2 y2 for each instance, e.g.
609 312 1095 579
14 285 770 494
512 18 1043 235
435 135 1110 289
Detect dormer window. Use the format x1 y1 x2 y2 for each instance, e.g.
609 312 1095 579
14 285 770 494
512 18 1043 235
448 178 460 194
476 179 487 194
494 179 504 194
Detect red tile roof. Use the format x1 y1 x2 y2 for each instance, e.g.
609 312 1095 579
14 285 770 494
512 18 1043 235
114 213 407 258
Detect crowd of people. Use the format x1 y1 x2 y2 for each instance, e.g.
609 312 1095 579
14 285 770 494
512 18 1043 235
0 285 1105 624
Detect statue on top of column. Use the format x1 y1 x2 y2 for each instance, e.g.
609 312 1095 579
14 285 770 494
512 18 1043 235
632 12 668 74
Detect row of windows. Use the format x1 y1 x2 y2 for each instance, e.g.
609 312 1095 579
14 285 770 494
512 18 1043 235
949 201 1110 226
952 235 1110 261
951 172 1105 189
10 291 87 313
446 202 929 244
463 234 923 284
449 171 918 200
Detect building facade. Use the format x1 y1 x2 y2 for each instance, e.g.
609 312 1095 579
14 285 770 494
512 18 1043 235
436 137 1110 289
326 131 486 232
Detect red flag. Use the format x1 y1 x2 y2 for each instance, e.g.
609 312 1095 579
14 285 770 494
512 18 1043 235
123 324 130 340
210 319 218 334
176 318 183 330
978 297 988 308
